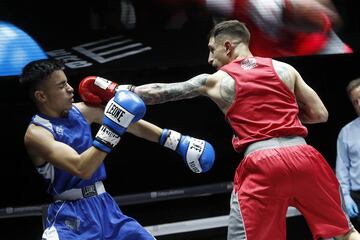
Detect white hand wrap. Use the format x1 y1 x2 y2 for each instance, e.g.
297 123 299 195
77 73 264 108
115 84 135 92
94 76 113 89
95 125 121 149
162 130 181 151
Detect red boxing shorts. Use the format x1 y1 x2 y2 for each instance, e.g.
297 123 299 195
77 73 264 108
229 137 352 240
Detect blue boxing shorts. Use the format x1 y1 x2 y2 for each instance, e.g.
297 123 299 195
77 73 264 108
42 189 155 240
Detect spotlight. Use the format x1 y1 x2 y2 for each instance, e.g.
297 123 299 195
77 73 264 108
0 21 48 76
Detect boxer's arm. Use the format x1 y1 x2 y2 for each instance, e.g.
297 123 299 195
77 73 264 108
127 120 163 143
273 60 328 123
79 73 213 106
74 102 104 125
133 73 211 104
76 101 164 143
24 124 107 179
77 82 206 145
291 65 328 123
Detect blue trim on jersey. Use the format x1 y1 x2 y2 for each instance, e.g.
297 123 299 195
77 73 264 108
31 105 107 196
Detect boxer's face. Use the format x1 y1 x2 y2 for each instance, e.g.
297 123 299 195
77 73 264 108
36 70 74 117
207 37 229 70
350 85 360 116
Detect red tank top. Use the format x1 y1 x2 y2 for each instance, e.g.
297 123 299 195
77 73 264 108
222 57 308 152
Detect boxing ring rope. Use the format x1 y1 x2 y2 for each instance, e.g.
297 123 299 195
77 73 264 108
0 181 301 236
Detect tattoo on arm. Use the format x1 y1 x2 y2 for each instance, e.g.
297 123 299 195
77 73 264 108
220 76 235 103
273 61 294 90
276 65 291 83
134 74 210 104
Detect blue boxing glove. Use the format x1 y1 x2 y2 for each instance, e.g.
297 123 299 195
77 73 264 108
344 194 359 218
94 90 146 153
160 129 215 173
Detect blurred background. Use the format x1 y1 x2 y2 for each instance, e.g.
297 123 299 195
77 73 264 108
0 0 360 239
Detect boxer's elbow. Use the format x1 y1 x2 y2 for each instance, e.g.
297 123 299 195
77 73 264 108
72 162 95 180
299 108 328 124
312 105 329 123
70 168 91 180
75 171 93 180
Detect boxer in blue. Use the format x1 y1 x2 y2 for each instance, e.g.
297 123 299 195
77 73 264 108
19 59 215 239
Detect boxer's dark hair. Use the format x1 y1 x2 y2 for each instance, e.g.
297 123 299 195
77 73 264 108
19 59 65 101
208 20 250 45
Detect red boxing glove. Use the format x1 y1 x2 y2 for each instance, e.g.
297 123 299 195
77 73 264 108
79 76 135 105
79 76 118 105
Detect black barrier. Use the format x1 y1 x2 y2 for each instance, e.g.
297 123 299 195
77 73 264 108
114 181 234 206
0 181 234 220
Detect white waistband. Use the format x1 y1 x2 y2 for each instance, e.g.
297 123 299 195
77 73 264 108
244 136 306 156
54 181 106 201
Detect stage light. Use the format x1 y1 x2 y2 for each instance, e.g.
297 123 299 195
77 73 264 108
0 21 48 76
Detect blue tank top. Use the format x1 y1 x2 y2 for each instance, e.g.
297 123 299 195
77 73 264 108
31 105 106 196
